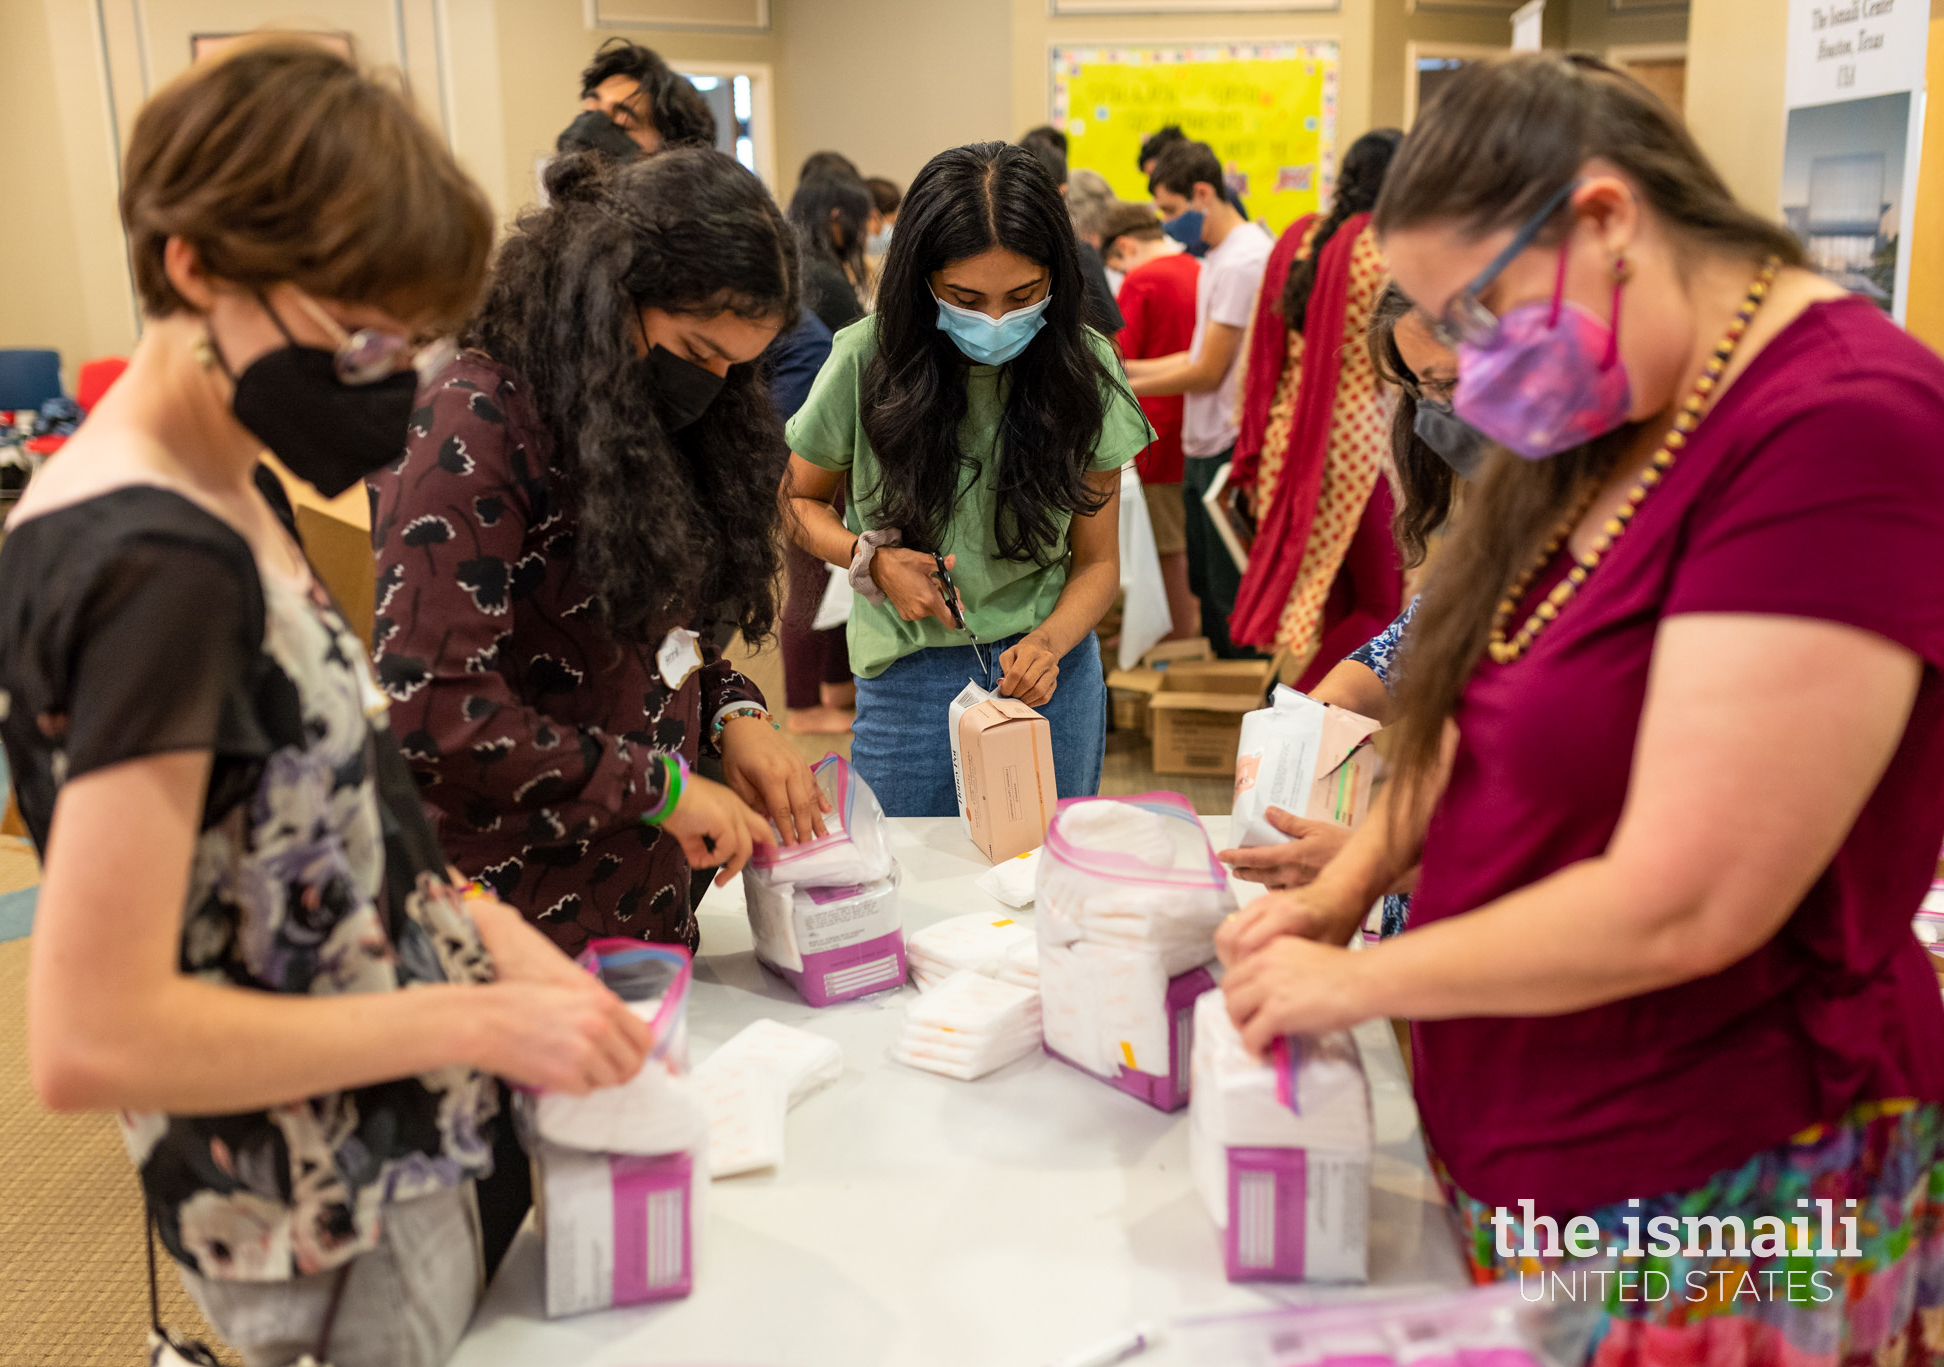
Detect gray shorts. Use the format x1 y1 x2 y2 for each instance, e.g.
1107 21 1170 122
176 1182 483 1367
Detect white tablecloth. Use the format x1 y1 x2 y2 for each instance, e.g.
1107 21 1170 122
451 816 1466 1367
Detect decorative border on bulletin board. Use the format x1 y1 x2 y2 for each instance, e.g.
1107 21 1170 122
1049 42 1341 226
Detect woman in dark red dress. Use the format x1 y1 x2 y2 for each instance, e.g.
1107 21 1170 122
1219 54 1944 1367
371 148 823 956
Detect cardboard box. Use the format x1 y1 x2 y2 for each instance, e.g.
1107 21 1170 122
1107 638 1225 738
956 697 1059 864
1231 688 1383 846
1146 660 1277 777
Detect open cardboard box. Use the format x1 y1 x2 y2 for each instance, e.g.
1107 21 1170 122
266 455 375 649
1107 638 1257 737
1147 658 1279 777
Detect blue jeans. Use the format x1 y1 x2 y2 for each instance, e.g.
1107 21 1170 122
851 632 1107 818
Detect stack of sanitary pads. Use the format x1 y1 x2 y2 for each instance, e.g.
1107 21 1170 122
906 911 1035 990
892 970 1043 1081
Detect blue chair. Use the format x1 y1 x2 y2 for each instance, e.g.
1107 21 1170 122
0 349 63 412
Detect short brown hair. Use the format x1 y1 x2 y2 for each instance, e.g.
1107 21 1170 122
1099 201 1164 260
121 36 494 330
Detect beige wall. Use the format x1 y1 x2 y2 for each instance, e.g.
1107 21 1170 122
1371 3 1510 130
0 2 98 375
1560 0 1688 55
1685 0 1788 215
774 0 1012 197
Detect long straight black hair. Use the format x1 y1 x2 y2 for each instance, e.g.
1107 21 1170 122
861 140 1114 562
788 170 872 289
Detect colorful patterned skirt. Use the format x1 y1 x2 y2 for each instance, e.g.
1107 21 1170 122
1438 1101 1944 1367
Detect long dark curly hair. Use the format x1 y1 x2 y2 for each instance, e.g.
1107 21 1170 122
1281 127 1401 333
463 147 799 644
861 141 1115 562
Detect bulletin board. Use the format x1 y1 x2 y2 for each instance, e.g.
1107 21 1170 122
1050 43 1339 235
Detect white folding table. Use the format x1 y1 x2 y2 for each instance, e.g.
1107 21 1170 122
450 815 1468 1367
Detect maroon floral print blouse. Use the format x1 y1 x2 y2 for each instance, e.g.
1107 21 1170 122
368 352 764 953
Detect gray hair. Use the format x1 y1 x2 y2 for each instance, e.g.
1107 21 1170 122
1065 168 1119 240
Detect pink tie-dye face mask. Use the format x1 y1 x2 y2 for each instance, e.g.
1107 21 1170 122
1453 245 1632 460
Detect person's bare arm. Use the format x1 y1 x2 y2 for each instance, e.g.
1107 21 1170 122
779 453 958 629
29 752 650 1114
1128 322 1245 398
997 469 1123 707
1223 615 1922 1052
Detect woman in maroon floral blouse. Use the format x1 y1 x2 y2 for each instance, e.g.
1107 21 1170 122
370 148 824 954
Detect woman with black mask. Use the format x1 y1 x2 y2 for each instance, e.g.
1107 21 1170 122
371 147 824 957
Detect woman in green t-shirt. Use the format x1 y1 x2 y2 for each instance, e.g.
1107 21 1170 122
782 141 1153 817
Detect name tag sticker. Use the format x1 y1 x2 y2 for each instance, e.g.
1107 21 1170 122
657 628 703 690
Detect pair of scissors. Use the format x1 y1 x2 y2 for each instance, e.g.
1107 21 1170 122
933 551 989 675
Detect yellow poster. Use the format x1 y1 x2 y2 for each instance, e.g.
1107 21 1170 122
1050 43 1340 236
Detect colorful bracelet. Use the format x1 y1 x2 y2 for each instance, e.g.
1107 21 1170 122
640 752 689 827
710 702 777 743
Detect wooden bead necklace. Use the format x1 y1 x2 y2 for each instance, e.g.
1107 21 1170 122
1486 256 1782 666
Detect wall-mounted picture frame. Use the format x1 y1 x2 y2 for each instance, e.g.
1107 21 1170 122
1607 0 1689 12
587 0 769 33
1404 0 1522 14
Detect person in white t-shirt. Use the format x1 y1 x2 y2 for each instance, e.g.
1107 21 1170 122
1125 139 1274 658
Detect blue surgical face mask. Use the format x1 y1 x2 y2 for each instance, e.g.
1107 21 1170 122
934 292 1052 366
866 225 893 255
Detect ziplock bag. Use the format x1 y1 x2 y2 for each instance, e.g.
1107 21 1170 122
745 871 907 1007
535 939 702 1155
1170 1282 1598 1367
1188 991 1372 1282
1036 794 1235 1111
746 754 894 891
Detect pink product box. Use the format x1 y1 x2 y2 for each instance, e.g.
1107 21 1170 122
538 1144 694 1318
759 925 908 1008
1044 965 1215 1113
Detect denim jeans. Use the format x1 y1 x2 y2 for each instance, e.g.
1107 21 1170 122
852 632 1107 818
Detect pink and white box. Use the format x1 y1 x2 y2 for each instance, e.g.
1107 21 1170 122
746 872 907 1007
1189 991 1372 1282
536 1142 705 1317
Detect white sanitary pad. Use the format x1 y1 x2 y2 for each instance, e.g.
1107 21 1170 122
907 912 1035 990
691 1019 844 1178
892 970 1043 1081
995 937 1039 990
975 847 1042 907
535 997 707 1157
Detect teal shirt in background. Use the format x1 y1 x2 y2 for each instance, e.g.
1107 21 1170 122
785 318 1154 679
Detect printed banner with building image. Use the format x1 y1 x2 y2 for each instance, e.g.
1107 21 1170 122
1782 0 1931 319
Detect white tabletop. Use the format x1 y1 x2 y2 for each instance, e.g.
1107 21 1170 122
451 816 1467 1367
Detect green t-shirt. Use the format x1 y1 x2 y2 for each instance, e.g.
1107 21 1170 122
786 318 1154 679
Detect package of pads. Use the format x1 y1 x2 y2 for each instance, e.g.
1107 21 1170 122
1036 794 1235 1111
1231 686 1382 849
1188 990 1372 1283
892 969 1044 1081
906 911 1035 990
535 1141 707 1317
745 870 907 1006
976 847 1042 908
746 754 894 889
530 939 707 1317
995 936 1039 991
692 1018 843 1177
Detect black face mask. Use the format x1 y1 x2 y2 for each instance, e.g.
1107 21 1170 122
644 345 726 432
1413 399 1489 480
557 109 643 162
213 310 420 498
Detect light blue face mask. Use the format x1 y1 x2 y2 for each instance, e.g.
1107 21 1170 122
866 225 893 255
934 292 1052 366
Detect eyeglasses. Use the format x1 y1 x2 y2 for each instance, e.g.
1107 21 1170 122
280 290 457 387
1431 180 1580 349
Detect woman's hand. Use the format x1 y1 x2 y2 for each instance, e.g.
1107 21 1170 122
720 715 829 845
1219 809 1352 890
998 632 1061 707
1216 882 1365 966
871 547 960 627
464 891 589 990
476 978 653 1094
662 772 774 885
1222 937 1370 1056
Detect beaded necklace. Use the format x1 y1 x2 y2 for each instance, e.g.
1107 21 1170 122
1486 256 1782 666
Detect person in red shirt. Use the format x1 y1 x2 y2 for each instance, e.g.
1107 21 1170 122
1102 202 1200 640
1220 53 1944 1367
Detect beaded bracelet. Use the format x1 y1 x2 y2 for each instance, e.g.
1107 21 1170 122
640 752 689 827
710 702 777 743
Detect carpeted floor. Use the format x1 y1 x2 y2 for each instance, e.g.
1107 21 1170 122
0 939 235 1365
